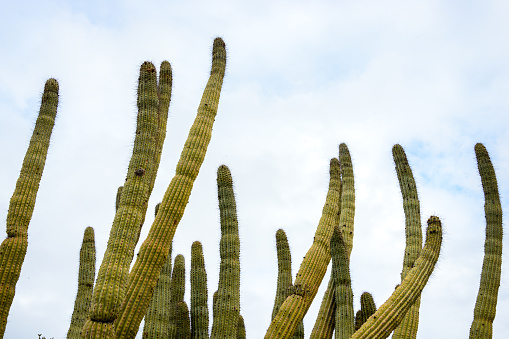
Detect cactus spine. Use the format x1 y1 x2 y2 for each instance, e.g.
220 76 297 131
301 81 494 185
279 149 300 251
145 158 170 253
265 158 342 339
391 144 423 339
210 165 241 339
331 225 354 339
113 38 226 338
0 78 59 337
67 227 96 339
469 143 503 339
82 61 172 338
190 241 209 339
351 216 442 339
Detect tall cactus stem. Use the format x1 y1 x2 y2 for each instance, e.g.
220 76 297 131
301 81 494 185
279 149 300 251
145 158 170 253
210 165 241 339
351 216 442 339
168 254 186 339
310 277 335 339
0 78 59 337
391 144 423 339
191 241 209 339
114 37 226 339
265 158 342 339
176 301 191 339
67 227 96 339
338 143 355 257
469 143 503 339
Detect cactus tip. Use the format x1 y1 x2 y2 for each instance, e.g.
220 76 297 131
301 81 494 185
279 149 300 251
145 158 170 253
44 78 59 92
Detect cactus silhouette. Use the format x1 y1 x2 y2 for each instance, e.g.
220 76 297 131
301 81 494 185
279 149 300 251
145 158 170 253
0 78 59 337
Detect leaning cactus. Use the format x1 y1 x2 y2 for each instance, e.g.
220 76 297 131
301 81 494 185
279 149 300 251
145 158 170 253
0 78 59 337
67 227 96 339
469 143 503 339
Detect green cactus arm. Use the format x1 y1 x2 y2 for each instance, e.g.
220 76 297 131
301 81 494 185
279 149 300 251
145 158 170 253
356 292 376 331
210 165 241 339
114 38 226 339
67 227 96 339
265 158 341 339
469 143 503 339
309 277 335 339
351 216 442 339
190 241 209 339
331 225 354 339
391 144 423 339
168 254 186 339
271 229 293 320
142 232 172 339
82 61 172 338
0 78 59 336
176 301 191 339
237 314 246 339
338 143 355 257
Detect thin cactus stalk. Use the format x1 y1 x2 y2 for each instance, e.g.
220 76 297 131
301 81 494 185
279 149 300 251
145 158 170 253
391 144 423 339
355 292 376 331
237 315 246 339
113 37 226 339
469 143 503 339
265 158 342 339
309 277 335 339
169 254 186 339
351 216 443 339
338 143 355 257
142 242 172 339
331 225 354 339
210 165 241 339
82 61 172 338
190 241 209 339
0 78 59 337
175 301 191 339
67 227 96 339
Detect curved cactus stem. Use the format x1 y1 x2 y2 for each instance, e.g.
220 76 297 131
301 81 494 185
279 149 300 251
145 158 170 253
351 216 442 339
331 225 354 339
113 37 226 339
190 241 209 339
265 158 342 339
391 144 423 339
309 277 335 339
469 143 503 339
82 61 172 338
355 292 376 331
67 227 96 339
210 165 241 339
169 254 186 339
0 78 59 337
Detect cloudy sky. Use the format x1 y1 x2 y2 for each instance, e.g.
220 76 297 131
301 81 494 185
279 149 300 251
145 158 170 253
1 0 509 338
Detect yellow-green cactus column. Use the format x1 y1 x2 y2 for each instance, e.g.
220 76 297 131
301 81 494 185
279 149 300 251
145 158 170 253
391 144 423 339
175 301 191 339
469 143 503 339
265 158 341 339
309 278 335 339
338 143 355 257
351 216 443 339
190 241 209 339
169 255 186 339
67 227 96 339
0 78 59 337
82 61 172 339
114 38 226 339
210 165 241 339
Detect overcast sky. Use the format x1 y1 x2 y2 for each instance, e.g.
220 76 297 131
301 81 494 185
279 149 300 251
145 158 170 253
1 0 509 338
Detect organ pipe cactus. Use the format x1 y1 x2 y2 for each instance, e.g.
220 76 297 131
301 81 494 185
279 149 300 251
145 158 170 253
211 165 241 339
169 254 186 339
190 241 209 339
265 158 342 339
309 278 335 339
113 37 226 339
176 301 191 339
0 78 59 337
351 216 443 339
67 227 96 339
355 292 376 331
469 143 503 339
391 144 423 339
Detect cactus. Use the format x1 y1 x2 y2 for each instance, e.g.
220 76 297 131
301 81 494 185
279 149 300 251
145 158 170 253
113 37 226 339
355 292 376 331
0 78 59 337
391 144 423 339
309 278 335 339
190 241 209 339
82 60 172 338
265 158 342 339
237 315 246 339
351 216 443 339
67 227 96 339
175 301 191 339
469 143 503 339
168 254 186 339
210 165 241 339
338 143 355 257
331 225 354 339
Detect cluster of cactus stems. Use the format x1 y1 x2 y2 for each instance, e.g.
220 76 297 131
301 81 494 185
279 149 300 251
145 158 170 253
0 36 504 339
